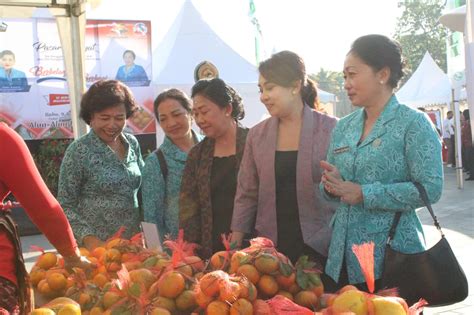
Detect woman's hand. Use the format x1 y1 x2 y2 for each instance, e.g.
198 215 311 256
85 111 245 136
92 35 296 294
64 250 96 272
320 160 363 205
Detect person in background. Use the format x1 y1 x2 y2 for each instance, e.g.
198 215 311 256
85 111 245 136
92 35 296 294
461 109 473 180
443 111 455 167
142 89 203 242
230 51 337 272
320 34 443 292
58 80 144 250
0 50 27 87
179 78 248 258
1 123 91 314
115 50 149 83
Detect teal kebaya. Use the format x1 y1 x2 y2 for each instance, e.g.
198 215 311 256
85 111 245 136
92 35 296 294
142 133 203 242
322 96 443 284
58 130 144 242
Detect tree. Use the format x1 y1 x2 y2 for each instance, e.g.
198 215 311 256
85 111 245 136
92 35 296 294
310 68 355 117
394 1 448 86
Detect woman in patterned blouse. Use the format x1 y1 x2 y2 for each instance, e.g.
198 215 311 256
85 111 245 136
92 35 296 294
142 89 203 242
320 35 443 291
179 78 248 258
58 80 144 250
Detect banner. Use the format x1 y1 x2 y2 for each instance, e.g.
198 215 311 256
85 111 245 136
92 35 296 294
0 18 155 139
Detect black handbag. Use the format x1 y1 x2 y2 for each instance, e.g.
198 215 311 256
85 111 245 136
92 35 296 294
381 182 469 307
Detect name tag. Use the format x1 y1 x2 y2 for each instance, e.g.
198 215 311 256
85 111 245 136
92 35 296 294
334 146 350 154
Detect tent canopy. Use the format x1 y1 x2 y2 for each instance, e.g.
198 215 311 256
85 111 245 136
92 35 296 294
396 52 452 108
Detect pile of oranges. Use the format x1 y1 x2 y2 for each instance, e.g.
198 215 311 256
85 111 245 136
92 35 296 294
208 237 325 311
30 234 332 314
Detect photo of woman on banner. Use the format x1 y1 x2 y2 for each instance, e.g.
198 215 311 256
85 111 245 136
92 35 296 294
0 50 28 91
115 49 149 86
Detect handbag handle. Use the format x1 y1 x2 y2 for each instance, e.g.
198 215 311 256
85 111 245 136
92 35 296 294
387 182 444 245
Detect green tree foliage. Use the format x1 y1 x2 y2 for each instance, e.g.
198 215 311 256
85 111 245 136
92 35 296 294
310 68 355 117
394 0 447 85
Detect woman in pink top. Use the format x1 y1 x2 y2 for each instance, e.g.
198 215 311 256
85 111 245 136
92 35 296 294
0 123 91 314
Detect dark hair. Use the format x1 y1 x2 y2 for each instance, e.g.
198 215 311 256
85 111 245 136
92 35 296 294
463 109 470 121
349 34 405 88
123 50 136 59
80 80 138 125
153 88 192 123
191 78 245 121
0 50 15 59
258 50 318 109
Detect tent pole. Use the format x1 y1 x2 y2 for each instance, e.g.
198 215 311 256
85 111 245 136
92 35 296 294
452 89 464 189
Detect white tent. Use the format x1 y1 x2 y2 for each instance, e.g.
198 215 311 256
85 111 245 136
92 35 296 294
151 0 267 145
396 52 452 108
151 0 336 143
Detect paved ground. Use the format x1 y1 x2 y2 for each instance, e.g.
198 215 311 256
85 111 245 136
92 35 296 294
19 166 473 313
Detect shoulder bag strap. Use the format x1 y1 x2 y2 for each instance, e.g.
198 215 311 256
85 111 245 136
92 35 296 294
155 149 168 181
387 182 444 245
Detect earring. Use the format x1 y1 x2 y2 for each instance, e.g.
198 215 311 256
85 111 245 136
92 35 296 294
380 81 384 84
292 90 297 95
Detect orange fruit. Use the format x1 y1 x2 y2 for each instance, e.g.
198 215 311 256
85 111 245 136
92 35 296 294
210 250 230 270
155 258 171 270
184 255 204 272
195 288 214 308
89 306 104 315
176 261 193 277
102 291 121 309
338 284 359 293
277 290 294 301
30 308 55 315
229 251 250 273
230 298 253 315
37 279 55 297
199 271 224 297
288 283 301 294
295 290 318 310
152 296 176 312
57 304 81 315
253 299 272 315
219 279 241 302
149 307 171 315
254 253 279 274
91 247 106 260
37 252 58 270
239 281 257 301
206 300 230 315
78 292 91 308
158 271 185 298
105 248 121 262
276 272 296 289
175 289 197 311
309 282 324 297
236 264 260 285
257 274 279 297
129 268 157 290
105 261 121 272
30 268 46 286
47 272 67 291
92 273 108 289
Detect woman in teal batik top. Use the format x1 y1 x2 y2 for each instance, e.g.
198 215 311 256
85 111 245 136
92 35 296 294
58 80 144 250
320 35 443 291
142 89 202 242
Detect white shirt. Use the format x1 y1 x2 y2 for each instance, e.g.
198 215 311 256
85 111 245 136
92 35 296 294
442 118 454 138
